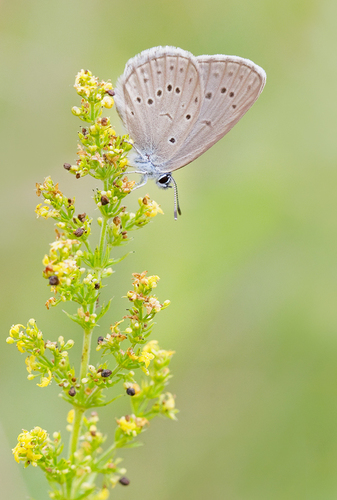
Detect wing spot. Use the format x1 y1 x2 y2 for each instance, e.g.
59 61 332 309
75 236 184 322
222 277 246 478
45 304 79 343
157 70 162 74
147 98 154 105
214 72 219 78
136 97 141 103
180 67 184 73
229 92 234 97
232 104 237 109
195 96 198 103
221 87 227 94
202 120 212 127
167 84 172 91
247 85 251 90
205 92 212 99
175 87 181 94
189 78 193 83
229 71 233 76
144 78 149 83
130 111 134 115
170 65 174 70
157 89 162 97
169 137 176 144
186 114 191 120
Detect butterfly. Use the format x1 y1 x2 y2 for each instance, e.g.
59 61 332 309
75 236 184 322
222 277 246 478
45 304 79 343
114 46 266 218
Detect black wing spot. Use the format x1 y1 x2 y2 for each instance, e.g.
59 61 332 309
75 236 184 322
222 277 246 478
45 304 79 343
157 70 162 74
170 65 174 70
247 85 252 90
214 72 219 78
180 67 184 73
186 114 191 120
229 92 234 98
202 120 212 127
169 137 176 143
189 78 193 84
195 96 198 103
229 71 233 76
221 87 227 94
144 78 149 83
175 87 181 94
136 97 141 103
157 89 162 97
205 92 212 99
131 111 134 115
147 98 153 105
232 104 237 109
167 84 172 91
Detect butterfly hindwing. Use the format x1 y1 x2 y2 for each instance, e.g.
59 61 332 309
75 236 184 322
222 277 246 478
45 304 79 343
163 55 266 172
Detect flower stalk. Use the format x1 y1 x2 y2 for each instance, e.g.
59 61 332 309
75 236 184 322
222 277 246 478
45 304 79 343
7 69 177 500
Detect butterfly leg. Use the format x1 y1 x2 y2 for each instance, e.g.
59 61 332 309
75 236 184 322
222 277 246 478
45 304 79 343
128 173 148 190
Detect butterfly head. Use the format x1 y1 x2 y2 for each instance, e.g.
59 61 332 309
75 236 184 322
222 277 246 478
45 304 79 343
155 173 172 190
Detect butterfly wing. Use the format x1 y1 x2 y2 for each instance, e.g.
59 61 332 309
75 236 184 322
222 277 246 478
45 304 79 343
114 46 203 166
162 55 266 172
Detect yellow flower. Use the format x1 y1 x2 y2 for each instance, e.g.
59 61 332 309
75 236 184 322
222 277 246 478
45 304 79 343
17 341 26 353
126 348 138 361
25 355 37 374
142 340 158 353
138 351 154 369
9 324 25 337
37 370 52 387
117 417 137 435
102 96 114 108
12 427 47 466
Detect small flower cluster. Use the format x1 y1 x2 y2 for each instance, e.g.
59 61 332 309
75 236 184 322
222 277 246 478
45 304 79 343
36 176 91 241
13 413 128 499
7 320 74 387
12 426 48 467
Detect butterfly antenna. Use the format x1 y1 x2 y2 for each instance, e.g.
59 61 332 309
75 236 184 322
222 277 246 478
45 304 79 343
123 139 143 157
171 176 182 220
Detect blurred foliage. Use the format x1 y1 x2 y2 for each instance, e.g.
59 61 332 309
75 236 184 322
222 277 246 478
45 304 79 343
1 0 337 498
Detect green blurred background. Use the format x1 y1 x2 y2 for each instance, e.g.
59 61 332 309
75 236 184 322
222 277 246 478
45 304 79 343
1 0 337 498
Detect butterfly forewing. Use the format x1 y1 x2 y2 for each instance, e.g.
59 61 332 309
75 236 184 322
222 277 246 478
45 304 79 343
115 47 203 165
163 55 266 172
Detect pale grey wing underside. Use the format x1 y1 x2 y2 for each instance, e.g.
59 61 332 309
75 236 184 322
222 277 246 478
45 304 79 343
114 46 203 166
162 55 266 172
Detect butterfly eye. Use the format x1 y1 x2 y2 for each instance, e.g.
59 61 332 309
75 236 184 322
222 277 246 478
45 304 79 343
157 174 172 187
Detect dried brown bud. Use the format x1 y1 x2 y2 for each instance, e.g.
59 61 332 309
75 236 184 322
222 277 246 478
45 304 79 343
101 369 112 378
76 173 81 179
97 336 104 344
122 231 128 239
74 228 84 237
119 477 130 486
106 89 115 96
68 387 76 397
77 213 86 222
126 387 136 396
101 195 109 206
48 276 59 286
113 216 121 226
142 196 148 205
63 163 71 171
101 117 108 126
94 283 100 290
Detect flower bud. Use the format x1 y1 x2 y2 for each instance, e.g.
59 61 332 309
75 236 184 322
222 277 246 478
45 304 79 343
71 106 81 116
